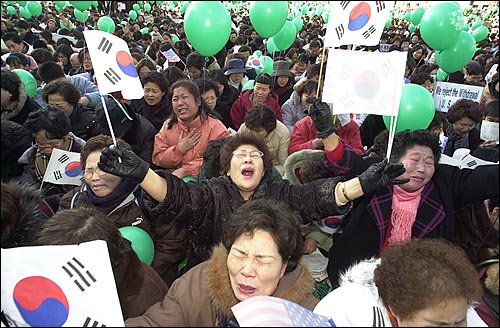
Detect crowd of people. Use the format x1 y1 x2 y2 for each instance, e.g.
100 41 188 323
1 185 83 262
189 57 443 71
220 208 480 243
1 1 499 327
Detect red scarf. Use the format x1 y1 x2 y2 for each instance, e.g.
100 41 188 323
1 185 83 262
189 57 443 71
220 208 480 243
387 185 422 245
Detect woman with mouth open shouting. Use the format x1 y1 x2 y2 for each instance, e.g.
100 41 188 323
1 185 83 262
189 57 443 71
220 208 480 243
97 99 409 285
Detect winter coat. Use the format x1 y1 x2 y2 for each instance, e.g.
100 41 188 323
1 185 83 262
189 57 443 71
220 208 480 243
125 243 317 326
68 104 96 141
238 121 290 176
322 141 499 287
129 96 172 133
288 116 364 155
230 89 282 130
1 83 41 125
113 252 169 320
92 113 158 167
1 120 32 182
281 90 307 132
143 170 349 274
153 115 230 179
215 85 240 130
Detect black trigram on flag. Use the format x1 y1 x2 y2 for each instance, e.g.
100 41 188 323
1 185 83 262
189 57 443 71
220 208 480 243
362 25 376 39
338 64 354 80
62 257 97 292
52 171 63 181
340 1 350 10
83 317 106 327
375 1 385 13
466 160 477 167
335 24 345 40
97 37 112 54
58 154 70 164
103 67 121 85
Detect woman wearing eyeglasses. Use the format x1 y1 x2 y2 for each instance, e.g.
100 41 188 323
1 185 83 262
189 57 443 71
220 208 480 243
58 134 184 286
18 105 86 197
98 127 408 280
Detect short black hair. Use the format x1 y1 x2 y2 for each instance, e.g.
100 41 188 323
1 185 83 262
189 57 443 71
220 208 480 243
24 105 71 138
1 68 21 102
42 80 81 107
37 61 65 83
244 105 277 133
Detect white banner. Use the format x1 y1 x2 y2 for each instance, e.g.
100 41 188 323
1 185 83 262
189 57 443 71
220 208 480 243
324 1 391 47
43 148 84 186
323 49 406 115
433 81 484 112
1 240 124 327
83 30 144 99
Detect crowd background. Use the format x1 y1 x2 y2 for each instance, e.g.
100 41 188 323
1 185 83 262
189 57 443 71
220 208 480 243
1 1 499 326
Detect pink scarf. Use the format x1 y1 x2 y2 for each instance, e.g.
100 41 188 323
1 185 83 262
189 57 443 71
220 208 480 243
387 185 422 245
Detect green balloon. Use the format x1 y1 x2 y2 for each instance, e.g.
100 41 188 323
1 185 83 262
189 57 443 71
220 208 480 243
184 1 231 57
292 17 303 33
182 176 197 182
129 10 137 20
420 2 464 51
144 3 151 12
383 84 435 133
471 19 482 30
385 18 392 29
92 0 99 8
410 7 425 25
462 24 470 31
404 11 412 20
27 1 42 17
472 25 489 43
273 20 296 51
259 56 274 75
6 6 16 15
133 3 140 11
54 1 66 7
249 1 288 38
242 79 255 91
119 226 155 265
172 34 179 42
435 68 448 81
253 50 262 57
266 37 279 54
74 9 89 23
141 27 149 34
12 69 37 97
18 1 27 6
19 6 32 19
98 16 115 34
70 0 92 11
180 1 189 15
408 23 416 33
436 31 476 73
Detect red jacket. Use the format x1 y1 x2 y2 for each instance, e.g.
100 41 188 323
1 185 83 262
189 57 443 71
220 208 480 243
288 116 363 155
230 89 282 129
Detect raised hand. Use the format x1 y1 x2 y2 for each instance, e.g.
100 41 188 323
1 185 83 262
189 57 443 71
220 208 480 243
98 145 150 183
306 97 337 139
358 159 410 195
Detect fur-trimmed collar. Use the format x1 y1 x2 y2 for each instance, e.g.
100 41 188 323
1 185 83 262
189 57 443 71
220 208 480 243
206 243 314 318
339 257 380 300
283 149 323 184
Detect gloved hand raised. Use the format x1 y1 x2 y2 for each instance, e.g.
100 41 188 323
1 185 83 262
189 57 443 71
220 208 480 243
358 159 410 195
98 145 150 183
306 97 337 139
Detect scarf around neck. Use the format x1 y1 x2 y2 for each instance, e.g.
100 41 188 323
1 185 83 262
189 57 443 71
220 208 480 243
445 122 470 151
85 179 139 215
387 185 422 245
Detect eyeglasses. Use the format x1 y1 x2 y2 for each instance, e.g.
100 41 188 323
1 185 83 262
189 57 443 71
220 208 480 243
35 140 61 149
83 167 105 178
232 149 264 159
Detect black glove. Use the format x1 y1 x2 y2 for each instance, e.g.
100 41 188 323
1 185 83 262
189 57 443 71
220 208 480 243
306 97 337 139
98 145 149 183
358 159 410 195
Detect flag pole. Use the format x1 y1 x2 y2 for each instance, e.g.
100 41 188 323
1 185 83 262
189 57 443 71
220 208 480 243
100 95 122 163
315 45 328 99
